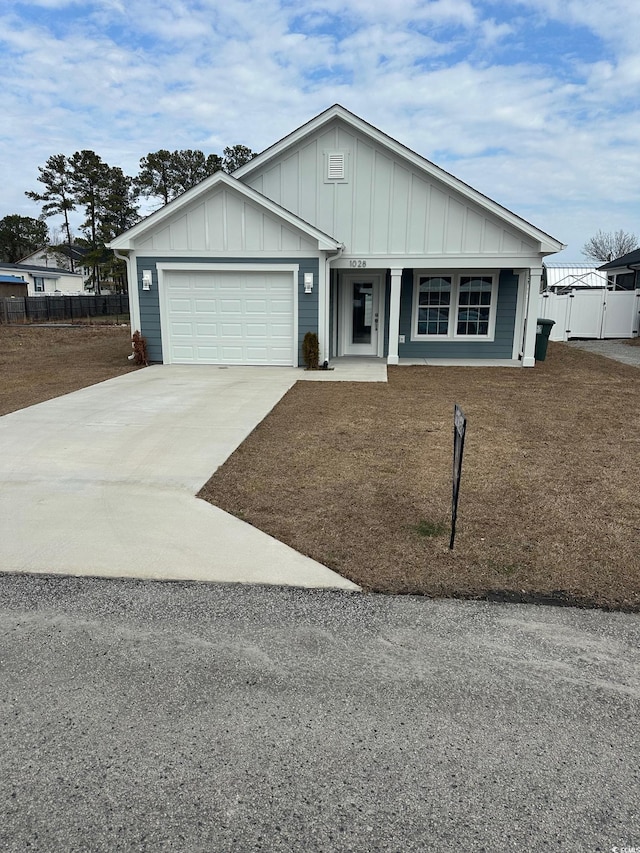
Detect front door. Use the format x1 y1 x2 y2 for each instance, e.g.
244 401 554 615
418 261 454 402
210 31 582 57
342 276 381 356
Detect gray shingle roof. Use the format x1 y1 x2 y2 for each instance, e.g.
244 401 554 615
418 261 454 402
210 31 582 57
0 261 82 276
599 249 640 270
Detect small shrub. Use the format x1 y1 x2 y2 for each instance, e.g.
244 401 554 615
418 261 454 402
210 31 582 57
131 330 148 366
302 331 320 369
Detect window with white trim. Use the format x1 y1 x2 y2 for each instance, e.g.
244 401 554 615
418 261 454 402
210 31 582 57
413 272 498 340
415 276 451 337
34 276 45 292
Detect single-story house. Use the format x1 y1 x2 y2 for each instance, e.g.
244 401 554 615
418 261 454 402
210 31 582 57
109 105 564 368
599 249 640 290
0 262 84 296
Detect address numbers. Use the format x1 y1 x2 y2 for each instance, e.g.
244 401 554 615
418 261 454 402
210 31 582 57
349 260 367 268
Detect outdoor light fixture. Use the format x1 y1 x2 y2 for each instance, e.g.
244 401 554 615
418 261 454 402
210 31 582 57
304 273 313 293
142 270 152 290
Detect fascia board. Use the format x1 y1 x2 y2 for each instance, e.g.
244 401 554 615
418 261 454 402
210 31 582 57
234 104 565 254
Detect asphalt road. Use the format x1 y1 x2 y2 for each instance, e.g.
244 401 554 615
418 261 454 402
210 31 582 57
1 574 639 853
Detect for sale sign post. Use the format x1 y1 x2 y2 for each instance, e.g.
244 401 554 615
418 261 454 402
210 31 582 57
450 404 467 550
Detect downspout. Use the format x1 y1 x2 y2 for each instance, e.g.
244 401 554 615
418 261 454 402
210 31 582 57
323 243 344 363
114 249 138 359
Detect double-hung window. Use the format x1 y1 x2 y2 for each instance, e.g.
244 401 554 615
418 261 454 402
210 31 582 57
413 273 497 340
415 276 452 337
33 276 45 293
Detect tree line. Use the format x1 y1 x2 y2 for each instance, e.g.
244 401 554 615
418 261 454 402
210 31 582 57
0 144 255 292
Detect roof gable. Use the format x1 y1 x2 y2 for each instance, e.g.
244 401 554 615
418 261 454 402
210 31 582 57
109 171 340 252
235 105 564 255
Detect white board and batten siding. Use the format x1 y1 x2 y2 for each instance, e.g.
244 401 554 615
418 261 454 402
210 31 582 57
538 289 640 341
243 118 539 259
158 265 298 366
135 186 319 255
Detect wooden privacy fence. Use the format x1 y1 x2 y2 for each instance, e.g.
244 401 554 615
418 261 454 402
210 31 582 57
0 294 129 324
538 289 640 341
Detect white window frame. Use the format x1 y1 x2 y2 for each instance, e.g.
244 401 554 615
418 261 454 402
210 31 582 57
33 276 45 292
412 271 499 341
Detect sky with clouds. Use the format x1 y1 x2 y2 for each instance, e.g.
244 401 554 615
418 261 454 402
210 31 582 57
1 0 638 260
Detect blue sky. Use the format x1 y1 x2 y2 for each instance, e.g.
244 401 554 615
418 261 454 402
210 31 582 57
1 0 638 259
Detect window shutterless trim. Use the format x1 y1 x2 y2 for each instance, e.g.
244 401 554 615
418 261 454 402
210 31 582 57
411 271 499 341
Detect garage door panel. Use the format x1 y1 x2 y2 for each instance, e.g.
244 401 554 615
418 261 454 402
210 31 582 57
195 323 218 336
271 324 292 337
164 269 295 365
172 346 195 359
194 299 217 312
171 322 194 336
168 298 192 313
196 346 220 360
246 324 268 337
220 323 243 337
270 300 292 314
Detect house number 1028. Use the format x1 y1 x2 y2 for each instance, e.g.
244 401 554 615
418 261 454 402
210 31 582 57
349 260 367 268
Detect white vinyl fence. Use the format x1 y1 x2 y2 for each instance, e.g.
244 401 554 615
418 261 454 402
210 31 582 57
538 289 640 341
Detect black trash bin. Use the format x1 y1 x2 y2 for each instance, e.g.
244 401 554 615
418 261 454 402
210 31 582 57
535 318 555 361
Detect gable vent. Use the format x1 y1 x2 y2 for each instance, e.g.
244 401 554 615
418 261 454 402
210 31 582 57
327 152 345 180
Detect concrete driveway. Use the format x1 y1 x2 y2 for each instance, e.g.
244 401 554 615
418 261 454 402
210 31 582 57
0 366 358 590
566 338 640 367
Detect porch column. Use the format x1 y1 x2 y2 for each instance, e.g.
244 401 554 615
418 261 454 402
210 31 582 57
522 267 542 367
387 267 403 365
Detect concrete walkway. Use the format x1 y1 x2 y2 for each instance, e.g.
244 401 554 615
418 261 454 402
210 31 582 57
0 366 359 590
566 337 640 367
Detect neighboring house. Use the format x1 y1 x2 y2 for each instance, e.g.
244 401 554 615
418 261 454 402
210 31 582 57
20 245 91 290
0 262 84 295
109 105 564 367
19 245 119 293
542 263 608 294
598 249 640 290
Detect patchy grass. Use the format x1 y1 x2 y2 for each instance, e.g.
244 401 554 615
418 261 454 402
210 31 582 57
199 343 640 611
624 337 640 347
0 324 139 416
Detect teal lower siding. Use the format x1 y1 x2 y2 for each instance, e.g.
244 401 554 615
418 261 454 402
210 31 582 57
389 269 519 359
135 257 319 365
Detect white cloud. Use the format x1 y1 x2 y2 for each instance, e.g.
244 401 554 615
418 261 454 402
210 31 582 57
1 0 639 258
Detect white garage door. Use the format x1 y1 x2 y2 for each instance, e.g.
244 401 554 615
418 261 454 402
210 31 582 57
163 269 295 365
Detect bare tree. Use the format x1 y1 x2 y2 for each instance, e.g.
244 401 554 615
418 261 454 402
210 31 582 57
582 230 639 263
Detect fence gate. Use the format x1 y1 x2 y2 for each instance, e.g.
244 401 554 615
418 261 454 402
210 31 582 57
539 290 640 341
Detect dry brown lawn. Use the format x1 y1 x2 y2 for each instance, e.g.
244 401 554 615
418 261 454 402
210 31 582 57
200 343 640 611
0 324 139 416
2 325 638 610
